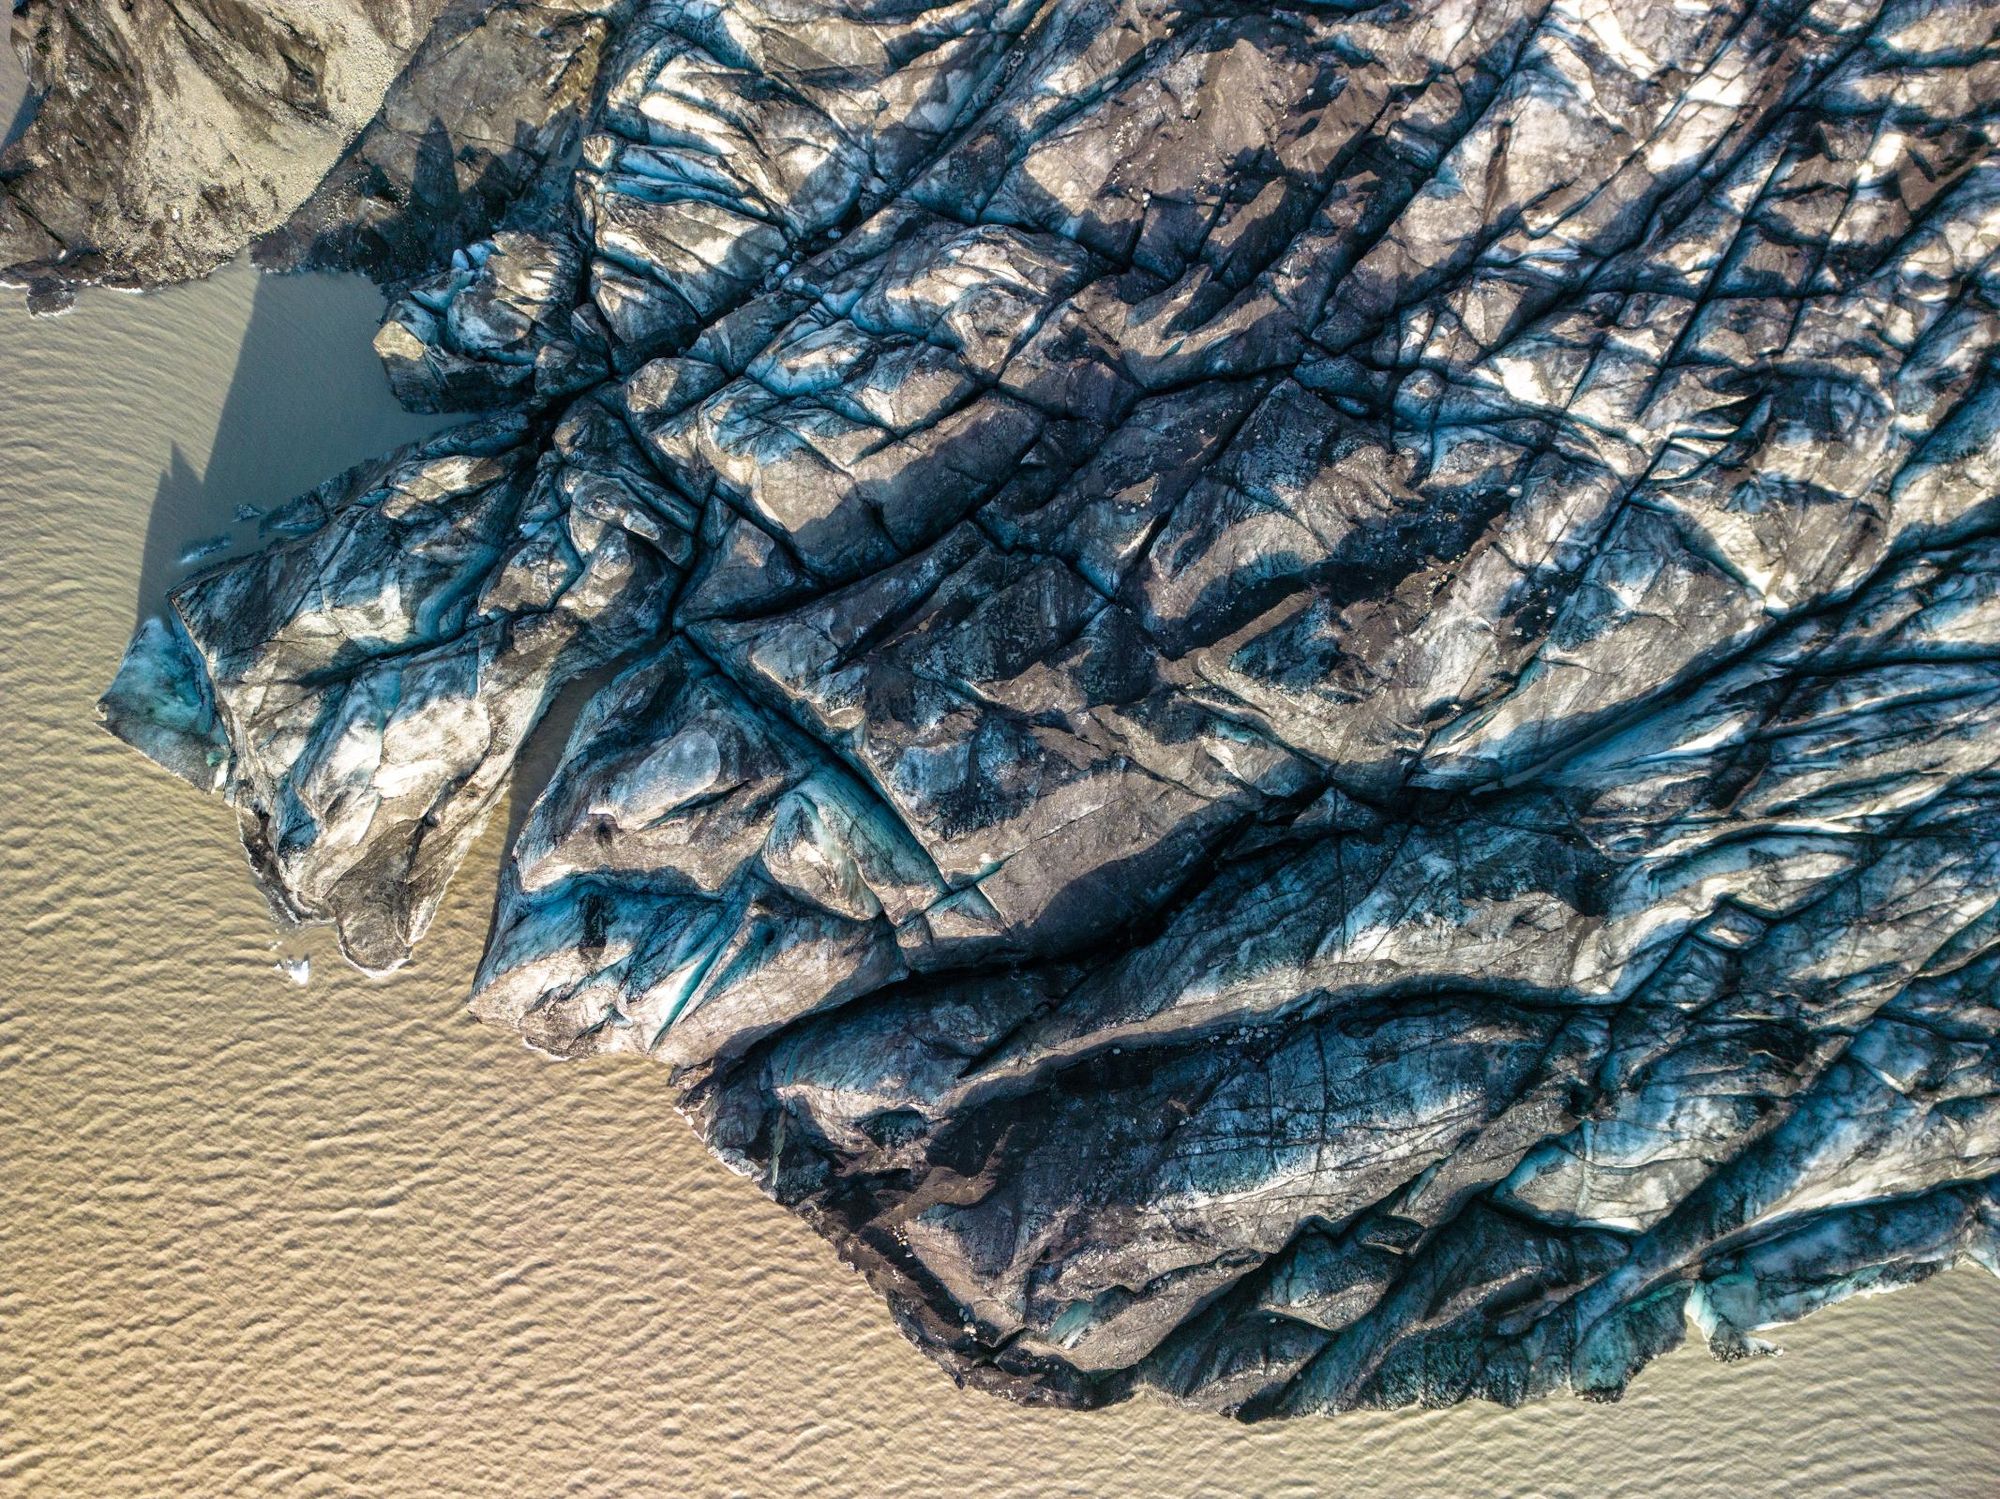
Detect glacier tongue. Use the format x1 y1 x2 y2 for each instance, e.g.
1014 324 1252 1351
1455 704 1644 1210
22 0 2000 1415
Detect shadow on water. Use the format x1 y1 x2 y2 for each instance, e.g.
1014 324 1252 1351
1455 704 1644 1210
504 660 623 848
2 24 36 152
131 268 446 630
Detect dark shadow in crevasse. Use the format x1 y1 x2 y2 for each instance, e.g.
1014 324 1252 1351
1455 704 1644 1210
130 265 447 631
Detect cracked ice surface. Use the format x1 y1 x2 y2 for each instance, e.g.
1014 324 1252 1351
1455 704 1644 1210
29 0 2000 1413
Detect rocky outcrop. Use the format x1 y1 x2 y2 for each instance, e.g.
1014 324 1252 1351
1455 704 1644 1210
0 0 621 307
62 0 2000 1414
2 0 438 307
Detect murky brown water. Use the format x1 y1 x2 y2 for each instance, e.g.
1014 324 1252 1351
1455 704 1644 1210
2 143 1997 1498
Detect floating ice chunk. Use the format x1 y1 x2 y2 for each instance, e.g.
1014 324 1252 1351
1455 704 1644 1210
177 534 231 565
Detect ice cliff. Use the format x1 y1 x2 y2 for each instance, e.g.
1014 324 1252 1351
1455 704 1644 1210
12 0 2000 1413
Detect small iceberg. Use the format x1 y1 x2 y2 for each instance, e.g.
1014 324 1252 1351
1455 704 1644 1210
177 533 232 566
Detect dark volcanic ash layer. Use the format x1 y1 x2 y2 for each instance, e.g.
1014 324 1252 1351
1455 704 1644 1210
14 0 2000 1415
